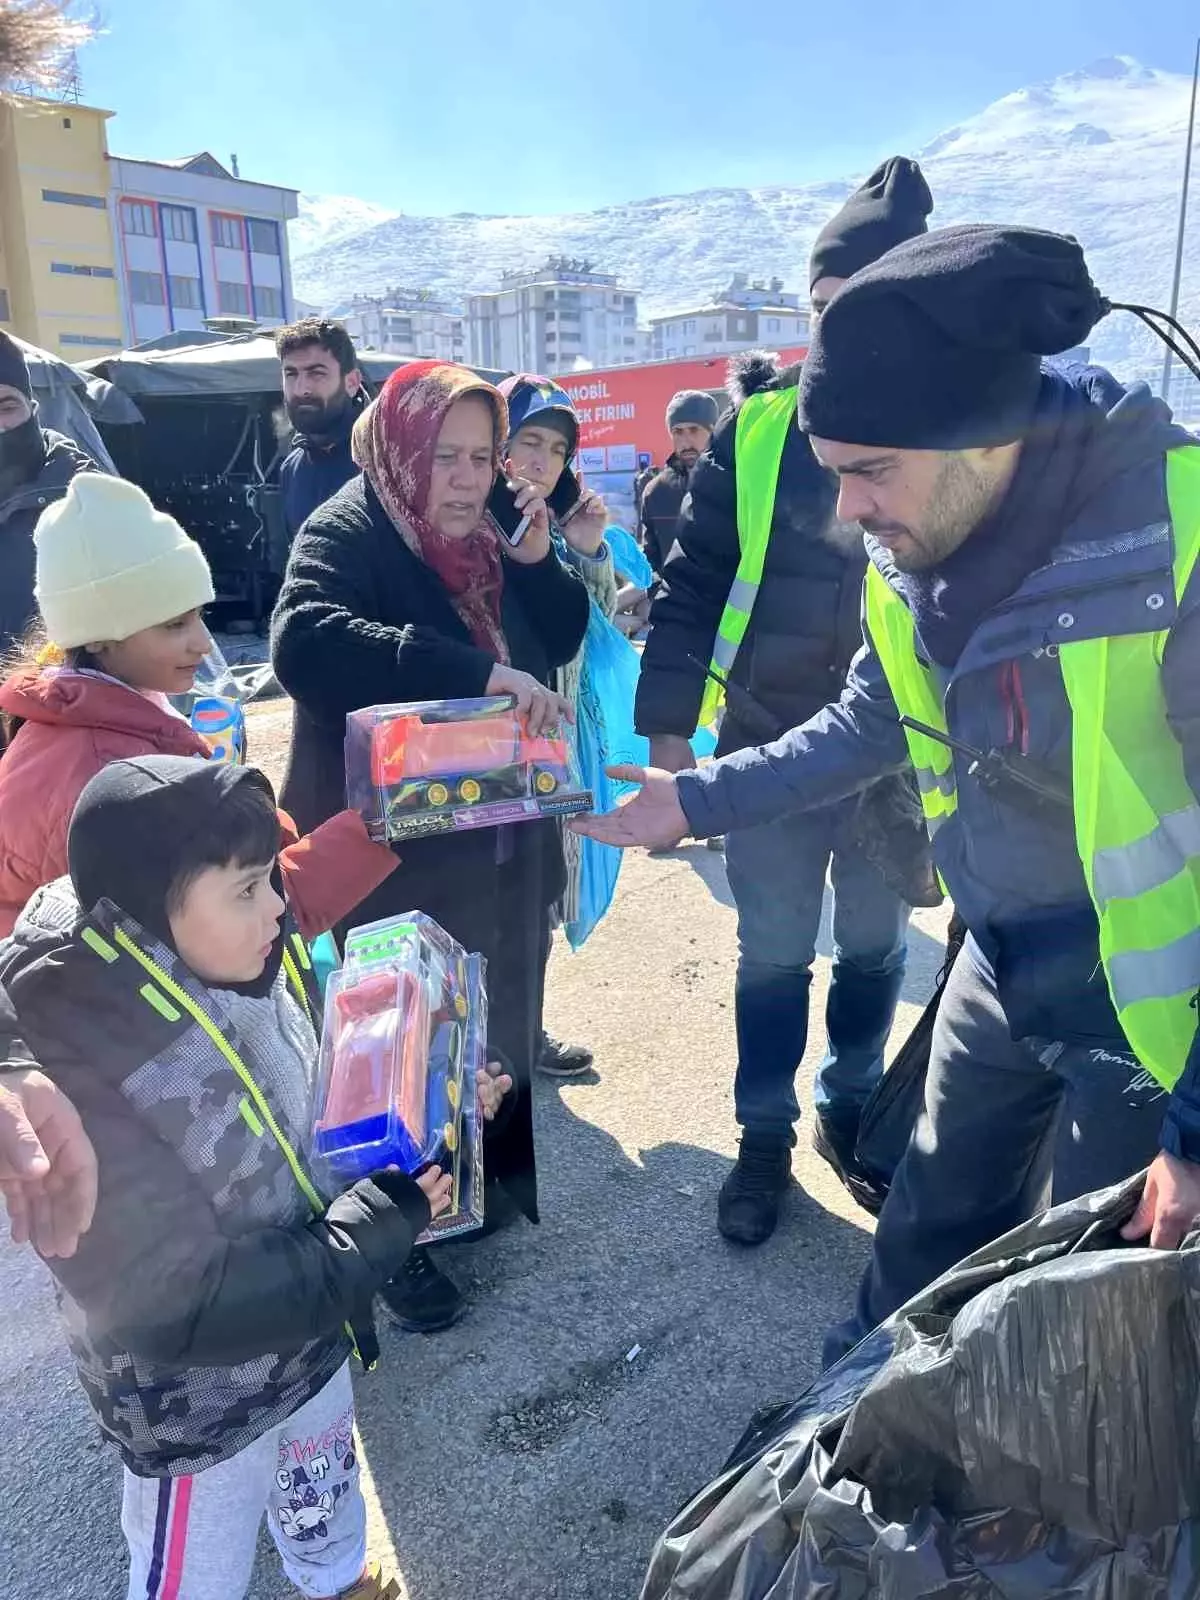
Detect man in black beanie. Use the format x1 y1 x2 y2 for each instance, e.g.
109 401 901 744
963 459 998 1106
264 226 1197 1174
0 330 97 656
587 222 1200 1354
633 158 933 1249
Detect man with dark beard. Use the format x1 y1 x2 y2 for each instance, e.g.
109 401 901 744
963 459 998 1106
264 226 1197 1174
634 159 934 1250
275 319 365 539
0 331 97 658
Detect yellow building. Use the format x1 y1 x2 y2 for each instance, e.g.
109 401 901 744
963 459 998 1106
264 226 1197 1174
0 94 123 357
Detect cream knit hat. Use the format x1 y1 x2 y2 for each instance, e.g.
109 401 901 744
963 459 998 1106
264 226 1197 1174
34 474 215 648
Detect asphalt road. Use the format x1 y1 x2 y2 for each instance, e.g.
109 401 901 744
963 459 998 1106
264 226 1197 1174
1 700 950 1599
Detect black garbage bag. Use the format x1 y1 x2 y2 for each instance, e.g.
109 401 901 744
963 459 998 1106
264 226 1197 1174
848 915 967 1217
641 1174 1200 1599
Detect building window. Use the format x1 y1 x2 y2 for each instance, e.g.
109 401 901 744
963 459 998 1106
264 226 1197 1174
44 188 107 210
218 280 251 315
59 333 122 347
121 202 158 237
545 333 557 344
254 284 284 319
62 116 72 129
161 205 197 243
211 214 245 250
767 318 781 334
246 218 281 255
623 295 635 310
0 289 9 322
169 275 203 310
51 262 116 278
129 270 166 306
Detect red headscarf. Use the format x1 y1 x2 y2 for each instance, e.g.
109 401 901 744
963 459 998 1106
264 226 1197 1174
352 360 511 662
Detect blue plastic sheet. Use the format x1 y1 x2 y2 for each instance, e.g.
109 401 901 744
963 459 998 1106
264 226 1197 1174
565 604 715 949
604 523 654 590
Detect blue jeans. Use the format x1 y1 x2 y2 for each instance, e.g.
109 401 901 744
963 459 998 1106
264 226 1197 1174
723 799 910 1143
823 940 1167 1366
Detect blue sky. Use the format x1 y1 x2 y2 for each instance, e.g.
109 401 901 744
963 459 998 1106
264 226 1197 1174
80 0 1197 214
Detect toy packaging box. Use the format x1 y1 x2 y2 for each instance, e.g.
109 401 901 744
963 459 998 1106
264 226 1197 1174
310 912 486 1243
345 694 593 844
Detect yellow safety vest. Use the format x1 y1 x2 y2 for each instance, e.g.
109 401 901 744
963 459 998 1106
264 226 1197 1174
698 387 799 728
865 445 1200 1091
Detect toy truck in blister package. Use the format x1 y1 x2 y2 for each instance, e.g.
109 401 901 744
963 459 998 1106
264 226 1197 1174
310 913 487 1242
345 695 592 842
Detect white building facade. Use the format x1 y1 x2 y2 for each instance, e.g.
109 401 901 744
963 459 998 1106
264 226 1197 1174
337 292 466 362
649 275 809 362
107 152 299 346
467 260 639 377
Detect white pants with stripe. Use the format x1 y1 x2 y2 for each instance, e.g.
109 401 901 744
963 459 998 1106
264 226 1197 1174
120 1362 366 1600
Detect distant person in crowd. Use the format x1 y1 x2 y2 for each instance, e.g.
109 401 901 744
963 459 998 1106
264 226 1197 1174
499 373 616 1078
0 332 98 659
276 318 365 539
272 360 589 1332
0 754 512 1600
632 159 934 1248
638 391 720 576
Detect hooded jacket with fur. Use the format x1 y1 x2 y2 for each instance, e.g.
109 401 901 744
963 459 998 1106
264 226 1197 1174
635 353 863 756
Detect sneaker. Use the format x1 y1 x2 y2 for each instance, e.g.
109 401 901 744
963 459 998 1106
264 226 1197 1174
538 1032 594 1078
717 1134 793 1246
705 835 726 852
811 1110 888 1217
379 1248 465 1333
339 1560 404 1599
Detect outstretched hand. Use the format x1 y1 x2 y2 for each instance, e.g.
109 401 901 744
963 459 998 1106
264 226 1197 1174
478 1059 513 1121
568 765 690 850
0 1070 98 1259
1122 1150 1200 1249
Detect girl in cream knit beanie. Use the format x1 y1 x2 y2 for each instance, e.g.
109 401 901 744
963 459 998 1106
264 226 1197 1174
0 474 217 934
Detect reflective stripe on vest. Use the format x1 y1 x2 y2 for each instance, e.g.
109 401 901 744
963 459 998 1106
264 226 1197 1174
866 444 1200 1090
1059 446 1200 1088
698 387 798 728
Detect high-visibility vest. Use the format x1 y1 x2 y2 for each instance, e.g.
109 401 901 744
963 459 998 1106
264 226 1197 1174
865 445 1200 1091
698 387 799 728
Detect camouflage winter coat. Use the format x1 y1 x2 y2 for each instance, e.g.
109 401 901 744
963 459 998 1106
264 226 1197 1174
0 880 429 1477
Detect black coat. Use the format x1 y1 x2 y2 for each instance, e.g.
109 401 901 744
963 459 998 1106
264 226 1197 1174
0 428 96 655
278 418 360 541
635 360 862 757
270 475 590 1219
638 456 692 576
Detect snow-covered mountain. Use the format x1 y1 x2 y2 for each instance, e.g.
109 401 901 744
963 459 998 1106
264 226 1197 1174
289 193 399 259
290 57 1199 387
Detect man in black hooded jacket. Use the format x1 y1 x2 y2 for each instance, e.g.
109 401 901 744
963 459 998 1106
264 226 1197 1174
634 159 934 1248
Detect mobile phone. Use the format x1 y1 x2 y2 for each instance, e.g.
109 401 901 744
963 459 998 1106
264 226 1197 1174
486 477 532 547
548 467 584 526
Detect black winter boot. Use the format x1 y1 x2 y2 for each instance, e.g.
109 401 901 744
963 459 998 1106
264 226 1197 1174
717 1133 793 1246
379 1249 465 1333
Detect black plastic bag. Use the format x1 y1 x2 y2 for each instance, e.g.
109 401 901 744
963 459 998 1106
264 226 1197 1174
845 915 967 1217
641 1174 1200 1599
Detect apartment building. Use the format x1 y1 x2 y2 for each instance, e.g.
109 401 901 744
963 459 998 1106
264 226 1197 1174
337 291 466 361
0 94 124 356
108 153 299 345
649 274 809 362
467 259 639 376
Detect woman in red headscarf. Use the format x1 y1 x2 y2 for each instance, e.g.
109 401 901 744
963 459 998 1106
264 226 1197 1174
271 361 589 1330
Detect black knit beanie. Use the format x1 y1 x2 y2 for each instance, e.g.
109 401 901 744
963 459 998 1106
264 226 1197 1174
797 224 1108 450
808 157 933 291
0 332 32 399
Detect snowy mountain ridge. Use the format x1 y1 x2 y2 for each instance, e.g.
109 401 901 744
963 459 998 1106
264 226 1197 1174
289 57 1199 388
